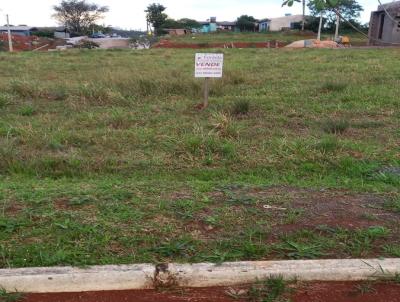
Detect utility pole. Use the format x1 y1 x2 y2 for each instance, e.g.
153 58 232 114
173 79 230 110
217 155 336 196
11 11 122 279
317 12 323 40
6 14 13 52
302 0 305 31
334 11 340 40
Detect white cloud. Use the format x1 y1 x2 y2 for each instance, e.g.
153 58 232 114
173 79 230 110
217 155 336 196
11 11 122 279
0 0 379 29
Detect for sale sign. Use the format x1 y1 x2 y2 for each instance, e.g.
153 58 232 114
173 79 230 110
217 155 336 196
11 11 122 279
195 53 224 78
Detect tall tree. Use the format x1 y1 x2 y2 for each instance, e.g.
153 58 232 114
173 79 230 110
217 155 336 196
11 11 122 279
308 0 363 31
236 15 257 32
145 3 167 36
53 0 109 35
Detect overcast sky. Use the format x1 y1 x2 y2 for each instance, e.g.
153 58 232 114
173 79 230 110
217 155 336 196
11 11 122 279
0 0 383 30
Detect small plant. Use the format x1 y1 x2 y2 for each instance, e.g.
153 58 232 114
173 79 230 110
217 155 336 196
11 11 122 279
19 105 36 116
0 288 23 302
153 238 196 258
383 244 400 257
248 276 290 302
322 119 350 134
231 99 250 116
355 282 377 295
275 241 325 259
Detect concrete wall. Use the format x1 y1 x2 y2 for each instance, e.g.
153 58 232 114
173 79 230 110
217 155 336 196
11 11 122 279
87 38 130 49
269 15 303 31
369 1 400 45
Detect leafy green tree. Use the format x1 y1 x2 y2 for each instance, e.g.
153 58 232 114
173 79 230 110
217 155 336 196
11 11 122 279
308 0 363 30
178 18 201 29
53 0 109 35
145 3 167 35
161 18 182 29
236 15 257 32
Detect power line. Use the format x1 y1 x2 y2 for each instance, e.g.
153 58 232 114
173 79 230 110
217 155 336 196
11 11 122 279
376 0 398 23
332 7 400 46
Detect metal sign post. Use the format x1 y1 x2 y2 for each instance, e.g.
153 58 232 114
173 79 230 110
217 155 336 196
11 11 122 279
195 53 224 109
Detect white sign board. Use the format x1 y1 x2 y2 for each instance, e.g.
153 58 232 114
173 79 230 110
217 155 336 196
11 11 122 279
195 53 224 78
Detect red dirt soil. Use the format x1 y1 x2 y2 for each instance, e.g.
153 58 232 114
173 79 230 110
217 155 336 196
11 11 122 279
153 39 288 49
23 282 400 302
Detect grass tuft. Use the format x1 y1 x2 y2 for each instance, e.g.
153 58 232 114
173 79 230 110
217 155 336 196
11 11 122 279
0 288 23 302
231 99 250 116
322 119 350 134
18 105 36 117
248 276 290 302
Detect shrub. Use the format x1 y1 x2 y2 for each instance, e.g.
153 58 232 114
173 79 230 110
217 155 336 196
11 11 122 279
322 119 350 134
231 99 250 116
75 40 100 49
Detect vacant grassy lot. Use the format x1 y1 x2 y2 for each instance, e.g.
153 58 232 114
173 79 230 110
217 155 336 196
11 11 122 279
166 31 368 44
0 48 399 268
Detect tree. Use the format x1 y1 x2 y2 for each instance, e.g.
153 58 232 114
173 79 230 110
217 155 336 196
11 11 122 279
53 0 109 35
178 18 201 29
160 18 201 32
308 0 363 31
236 15 257 32
145 3 167 36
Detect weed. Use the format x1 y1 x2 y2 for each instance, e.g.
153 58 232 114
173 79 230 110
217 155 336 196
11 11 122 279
322 119 350 134
355 282 377 295
274 241 325 259
18 105 36 116
231 99 250 116
0 288 23 302
152 238 196 258
383 244 400 257
248 276 290 302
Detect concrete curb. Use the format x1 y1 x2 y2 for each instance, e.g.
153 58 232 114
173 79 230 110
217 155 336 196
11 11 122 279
1 259 400 293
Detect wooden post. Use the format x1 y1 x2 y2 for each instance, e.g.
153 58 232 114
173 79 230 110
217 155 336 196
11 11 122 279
203 77 209 109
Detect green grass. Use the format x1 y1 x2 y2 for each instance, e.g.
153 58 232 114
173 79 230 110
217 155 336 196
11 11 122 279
0 48 399 268
165 31 368 44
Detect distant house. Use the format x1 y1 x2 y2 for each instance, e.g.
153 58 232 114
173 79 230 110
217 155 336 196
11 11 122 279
369 1 400 45
0 25 37 36
164 28 191 36
54 27 70 39
268 14 304 31
199 17 238 33
258 19 271 32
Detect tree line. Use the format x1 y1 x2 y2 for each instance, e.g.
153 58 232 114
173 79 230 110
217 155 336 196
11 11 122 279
51 0 365 37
